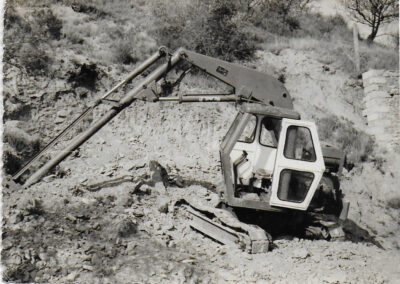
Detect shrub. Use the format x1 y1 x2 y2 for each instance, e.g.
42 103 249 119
68 64 99 90
3 121 41 174
246 0 310 36
3 123 40 154
35 9 63 40
5 7 62 40
388 197 400 209
151 0 256 61
4 4 23 30
18 42 51 76
113 40 138 65
4 4 61 74
197 1 256 61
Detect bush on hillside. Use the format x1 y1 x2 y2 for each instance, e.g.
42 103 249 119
4 6 62 40
4 4 62 75
18 42 51 76
35 9 63 40
151 0 256 61
3 121 41 175
247 0 310 36
318 116 374 164
388 197 400 209
113 40 138 65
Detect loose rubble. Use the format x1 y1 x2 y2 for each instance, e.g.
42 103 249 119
3 156 400 282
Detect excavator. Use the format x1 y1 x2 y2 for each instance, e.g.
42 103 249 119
8 47 350 253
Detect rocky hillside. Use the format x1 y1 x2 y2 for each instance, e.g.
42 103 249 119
2 0 399 283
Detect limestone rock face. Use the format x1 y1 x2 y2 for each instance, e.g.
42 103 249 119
362 69 399 151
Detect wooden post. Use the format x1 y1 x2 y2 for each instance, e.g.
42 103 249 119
353 23 360 73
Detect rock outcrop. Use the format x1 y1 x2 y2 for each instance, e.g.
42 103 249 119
362 69 399 151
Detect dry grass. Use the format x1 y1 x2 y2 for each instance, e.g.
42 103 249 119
260 11 398 74
359 43 399 71
318 116 375 164
264 34 398 74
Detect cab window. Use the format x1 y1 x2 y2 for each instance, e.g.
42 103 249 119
277 170 314 202
259 117 281 147
284 126 316 162
238 115 257 143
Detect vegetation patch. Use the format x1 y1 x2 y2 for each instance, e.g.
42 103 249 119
18 42 52 76
318 116 375 164
151 0 256 62
3 121 41 174
68 64 99 90
387 197 400 210
3 5 62 75
70 2 108 18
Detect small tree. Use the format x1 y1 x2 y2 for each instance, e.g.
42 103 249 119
346 0 399 42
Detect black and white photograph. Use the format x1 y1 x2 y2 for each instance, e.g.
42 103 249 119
1 0 399 282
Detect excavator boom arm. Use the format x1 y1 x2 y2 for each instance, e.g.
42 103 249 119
180 49 293 109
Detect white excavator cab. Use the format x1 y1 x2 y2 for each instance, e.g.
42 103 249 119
222 108 325 212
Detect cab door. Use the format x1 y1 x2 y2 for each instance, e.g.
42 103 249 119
270 118 325 210
230 114 258 186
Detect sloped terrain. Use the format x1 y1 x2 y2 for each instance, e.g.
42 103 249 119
2 0 400 283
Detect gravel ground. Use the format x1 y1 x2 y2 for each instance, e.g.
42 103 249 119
2 160 400 283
